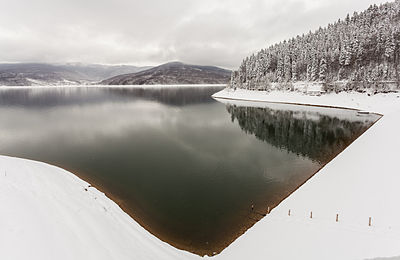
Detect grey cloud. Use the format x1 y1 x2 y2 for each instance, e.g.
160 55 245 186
0 0 390 69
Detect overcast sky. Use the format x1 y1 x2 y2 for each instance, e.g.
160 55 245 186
0 0 390 69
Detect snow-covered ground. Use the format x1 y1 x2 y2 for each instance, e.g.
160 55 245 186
212 89 400 260
2 87 400 260
0 156 198 260
212 88 400 114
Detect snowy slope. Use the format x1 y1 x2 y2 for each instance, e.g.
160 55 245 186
0 156 197 260
212 89 400 260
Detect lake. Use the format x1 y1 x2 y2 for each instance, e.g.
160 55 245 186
0 86 380 256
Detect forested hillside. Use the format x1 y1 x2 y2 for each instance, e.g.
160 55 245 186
230 0 400 92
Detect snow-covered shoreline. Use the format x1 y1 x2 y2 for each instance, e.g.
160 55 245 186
212 88 399 114
212 88 400 260
0 155 198 260
2 87 400 260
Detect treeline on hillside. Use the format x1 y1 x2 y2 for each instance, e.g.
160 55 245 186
230 1 400 92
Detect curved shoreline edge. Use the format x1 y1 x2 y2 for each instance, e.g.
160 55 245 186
0 155 198 260
2 87 400 260
211 88 400 259
212 88 398 114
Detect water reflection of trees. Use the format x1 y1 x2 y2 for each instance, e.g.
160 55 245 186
226 105 377 163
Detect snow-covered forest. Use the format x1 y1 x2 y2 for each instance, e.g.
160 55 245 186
230 0 400 92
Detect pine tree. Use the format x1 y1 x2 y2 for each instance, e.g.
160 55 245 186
276 56 284 82
284 55 292 81
291 59 298 81
319 58 327 81
311 57 318 81
306 64 312 81
385 32 396 61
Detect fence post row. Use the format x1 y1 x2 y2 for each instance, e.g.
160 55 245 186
282 210 373 227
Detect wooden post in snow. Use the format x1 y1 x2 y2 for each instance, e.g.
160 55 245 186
310 211 313 219
336 214 339 222
288 209 291 216
369 217 372 226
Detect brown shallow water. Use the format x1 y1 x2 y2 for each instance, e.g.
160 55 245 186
0 86 380 256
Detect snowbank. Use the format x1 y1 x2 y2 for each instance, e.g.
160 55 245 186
212 88 400 260
0 156 197 260
2 87 400 260
212 88 400 114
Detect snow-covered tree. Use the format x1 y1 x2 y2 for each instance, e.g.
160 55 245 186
230 0 400 92
319 58 327 81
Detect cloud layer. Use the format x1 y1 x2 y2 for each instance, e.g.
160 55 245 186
0 0 390 68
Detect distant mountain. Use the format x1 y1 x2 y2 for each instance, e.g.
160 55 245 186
0 63 151 86
101 62 231 85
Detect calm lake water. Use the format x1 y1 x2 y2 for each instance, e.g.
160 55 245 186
0 86 380 256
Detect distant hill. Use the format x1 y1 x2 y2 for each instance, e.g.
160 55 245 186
231 0 400 92
0 63 151 86
101 62 231 85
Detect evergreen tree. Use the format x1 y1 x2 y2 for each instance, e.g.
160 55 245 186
311 57 318 81
319 58 327 81
230 0 400 92
292 59 298 81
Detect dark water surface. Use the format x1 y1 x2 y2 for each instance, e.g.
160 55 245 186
0 86 380 256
